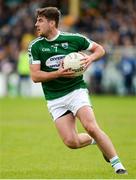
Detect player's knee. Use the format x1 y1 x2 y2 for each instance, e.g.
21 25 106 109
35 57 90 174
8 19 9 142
85 124 98 137
63 137 79 149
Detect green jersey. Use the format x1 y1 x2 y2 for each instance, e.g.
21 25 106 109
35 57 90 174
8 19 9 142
28 31 94 100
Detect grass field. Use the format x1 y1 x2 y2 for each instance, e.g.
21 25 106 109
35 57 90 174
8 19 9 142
0 96 136 179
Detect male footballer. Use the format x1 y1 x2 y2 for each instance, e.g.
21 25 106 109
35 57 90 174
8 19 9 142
28 7 127 174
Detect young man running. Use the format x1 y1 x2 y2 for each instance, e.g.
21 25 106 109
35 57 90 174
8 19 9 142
28 7 127 175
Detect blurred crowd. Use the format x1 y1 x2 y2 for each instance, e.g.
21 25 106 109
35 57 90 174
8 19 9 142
74 0 136 46
0 0 136 96
0 0 58 74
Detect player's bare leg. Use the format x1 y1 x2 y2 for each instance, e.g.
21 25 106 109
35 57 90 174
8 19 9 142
55 113 95 149
76 105 127 174
76 106 117 158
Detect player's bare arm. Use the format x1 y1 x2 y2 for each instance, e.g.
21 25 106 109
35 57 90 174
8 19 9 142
81 42 105 69
30 63 75 83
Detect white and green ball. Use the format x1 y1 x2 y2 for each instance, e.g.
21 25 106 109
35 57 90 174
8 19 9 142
63 52 85 76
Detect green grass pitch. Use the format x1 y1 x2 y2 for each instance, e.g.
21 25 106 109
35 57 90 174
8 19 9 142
0 96 136 179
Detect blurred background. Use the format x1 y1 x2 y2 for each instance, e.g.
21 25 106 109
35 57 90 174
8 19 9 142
0 0 136 97
1 1 136 178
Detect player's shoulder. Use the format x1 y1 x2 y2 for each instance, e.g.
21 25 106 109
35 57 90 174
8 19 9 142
60 31 86 39
28 36 44 49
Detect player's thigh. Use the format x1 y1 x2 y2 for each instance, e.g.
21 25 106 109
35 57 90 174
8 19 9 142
55 113 77 142
76 105 99 131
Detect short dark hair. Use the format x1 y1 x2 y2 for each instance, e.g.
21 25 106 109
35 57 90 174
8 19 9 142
36 7 61 28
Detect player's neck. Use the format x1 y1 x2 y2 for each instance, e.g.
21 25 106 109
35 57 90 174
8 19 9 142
46 29 60 41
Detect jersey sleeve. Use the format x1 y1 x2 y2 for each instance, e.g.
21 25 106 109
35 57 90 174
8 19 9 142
76 34 94 51
28 43 41 64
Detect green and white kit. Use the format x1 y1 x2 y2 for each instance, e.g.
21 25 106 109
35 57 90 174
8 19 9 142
28 31 94 100
47 88 91 121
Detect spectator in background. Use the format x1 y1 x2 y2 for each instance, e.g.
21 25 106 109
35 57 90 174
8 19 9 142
89 57 106 94
118 36 136 95
17 33 34 96
119 56 135 95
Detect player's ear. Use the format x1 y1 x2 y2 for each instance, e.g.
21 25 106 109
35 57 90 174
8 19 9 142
50 20 55 27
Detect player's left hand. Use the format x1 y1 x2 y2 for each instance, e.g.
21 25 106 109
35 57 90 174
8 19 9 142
80 56 92 70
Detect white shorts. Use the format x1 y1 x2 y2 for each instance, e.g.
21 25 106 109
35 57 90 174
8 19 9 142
47 88 92 121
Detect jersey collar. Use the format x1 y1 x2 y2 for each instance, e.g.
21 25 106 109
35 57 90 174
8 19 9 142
45 31 60 41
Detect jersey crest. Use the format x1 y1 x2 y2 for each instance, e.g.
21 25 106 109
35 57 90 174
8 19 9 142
61 42 68 49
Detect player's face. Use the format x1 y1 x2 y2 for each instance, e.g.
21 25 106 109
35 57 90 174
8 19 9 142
35 16 53 37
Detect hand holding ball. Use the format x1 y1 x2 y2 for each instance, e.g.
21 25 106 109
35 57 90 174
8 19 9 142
63 52 86 76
